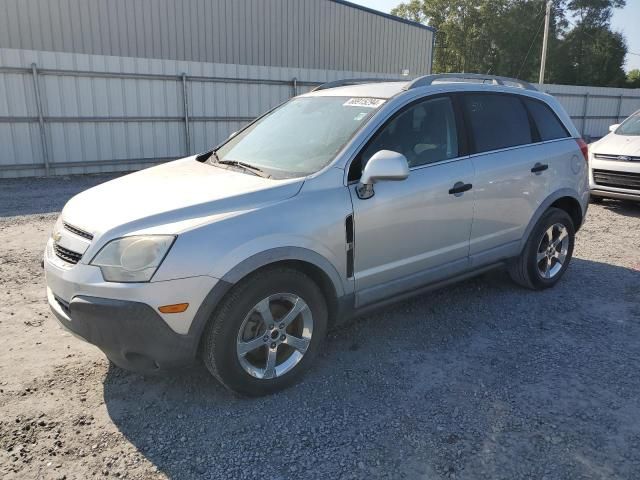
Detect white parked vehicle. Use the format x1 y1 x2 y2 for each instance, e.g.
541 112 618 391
589 110 640 202
45 74 589 396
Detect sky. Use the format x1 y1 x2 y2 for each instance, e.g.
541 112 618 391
348 0 640 72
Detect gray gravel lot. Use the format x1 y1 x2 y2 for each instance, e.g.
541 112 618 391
1 174 639 480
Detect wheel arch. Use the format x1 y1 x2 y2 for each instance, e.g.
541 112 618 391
519 189 585 254
195 247 345 335
224 249 343 325
220 247 346 299
549 196 584 232
238 259 340 328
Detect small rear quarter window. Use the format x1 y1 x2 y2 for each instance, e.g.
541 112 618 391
524 99 569 141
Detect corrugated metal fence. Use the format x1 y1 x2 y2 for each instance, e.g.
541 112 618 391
0 48 396 178
2 48 640 178
542 83 640 141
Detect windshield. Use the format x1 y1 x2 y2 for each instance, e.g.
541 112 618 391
616 111 640 136
213 96 385 178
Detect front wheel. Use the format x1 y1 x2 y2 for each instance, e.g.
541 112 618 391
201 267 328 396
508 208 575 290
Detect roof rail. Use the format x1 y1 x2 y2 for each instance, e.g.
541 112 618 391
404 73 538 91
311 78 407 92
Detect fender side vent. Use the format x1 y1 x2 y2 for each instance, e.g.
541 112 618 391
345 215 354 278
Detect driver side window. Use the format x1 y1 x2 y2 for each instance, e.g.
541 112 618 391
349 96 459 181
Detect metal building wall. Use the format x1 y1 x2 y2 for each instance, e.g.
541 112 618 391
0 47 395 178
0 0 434 76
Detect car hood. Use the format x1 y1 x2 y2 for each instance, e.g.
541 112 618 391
591 133 640 156
62 157 304 237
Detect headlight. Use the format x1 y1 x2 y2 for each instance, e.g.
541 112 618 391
51 215 63 239
91 235 175 282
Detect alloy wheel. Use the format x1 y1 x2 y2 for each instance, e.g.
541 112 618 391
536 223 570 279
236 293 313 380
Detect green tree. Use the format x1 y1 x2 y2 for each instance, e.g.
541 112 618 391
555 0 627 86
553 25 627 86
488 1 567 81
391 0 568 80
566 0 625 28
627 69 640 88
391 0 628 87
391 0 508 74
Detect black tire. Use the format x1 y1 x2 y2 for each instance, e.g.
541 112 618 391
508 208 575 290
201 266 328 396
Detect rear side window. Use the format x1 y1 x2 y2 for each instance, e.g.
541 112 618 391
463 94 532 153
524 99 569 141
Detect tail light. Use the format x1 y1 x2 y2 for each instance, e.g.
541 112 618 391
576 138 589 163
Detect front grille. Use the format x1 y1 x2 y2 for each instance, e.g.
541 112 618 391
594 153 640 162
593 169 640 191
63 222 93 240
54 243 83 264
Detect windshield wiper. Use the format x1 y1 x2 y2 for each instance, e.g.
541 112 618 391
215 159 269 178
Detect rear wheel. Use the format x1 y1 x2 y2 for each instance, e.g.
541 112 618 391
201 267 327 396
508 208 575 290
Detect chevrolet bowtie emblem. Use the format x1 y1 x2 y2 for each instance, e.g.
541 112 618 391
617 156 631 162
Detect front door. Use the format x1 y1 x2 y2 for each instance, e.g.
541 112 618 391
348 96 475 307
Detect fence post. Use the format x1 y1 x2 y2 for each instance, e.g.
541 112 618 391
181 73 191 156
581 92 590 137
616 94 623 123
292 77 298 97
31 63 50 176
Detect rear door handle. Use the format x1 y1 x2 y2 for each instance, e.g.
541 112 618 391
531 163 549 174
449 182 473 196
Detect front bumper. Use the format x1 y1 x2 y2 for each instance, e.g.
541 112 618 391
44 238 222 372
590 189 640 202
589 157 640 202
48 290 200 371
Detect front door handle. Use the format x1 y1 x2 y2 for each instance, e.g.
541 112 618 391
531 163 549 174
449 182 473 196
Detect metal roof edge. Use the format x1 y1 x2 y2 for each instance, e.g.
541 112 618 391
329 0 437 33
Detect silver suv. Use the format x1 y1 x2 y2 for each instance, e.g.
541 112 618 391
44 74 589 396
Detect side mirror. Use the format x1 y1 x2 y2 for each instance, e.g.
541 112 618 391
609 124 620 133
356 150 409 199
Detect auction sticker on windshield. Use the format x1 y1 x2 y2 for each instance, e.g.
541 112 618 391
343 98 386 108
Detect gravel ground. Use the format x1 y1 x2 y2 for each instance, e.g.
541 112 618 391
1 174 639 480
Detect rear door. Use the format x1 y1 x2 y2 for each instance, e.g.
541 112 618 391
522 97 577 200
462 93 549 264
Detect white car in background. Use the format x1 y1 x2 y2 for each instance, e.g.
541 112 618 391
589 110 640 202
